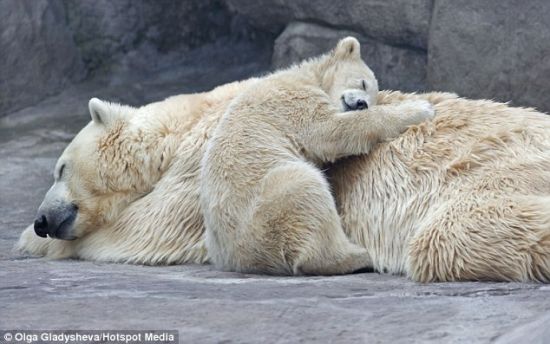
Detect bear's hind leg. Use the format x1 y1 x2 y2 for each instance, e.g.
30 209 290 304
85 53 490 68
409 195 550 282
248 161 372 275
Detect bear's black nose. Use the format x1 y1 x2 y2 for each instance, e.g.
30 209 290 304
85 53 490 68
355 99 368 110
34 215 48 238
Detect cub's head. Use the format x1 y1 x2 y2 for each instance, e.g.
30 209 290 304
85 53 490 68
33 99 164 240
318 37 379 112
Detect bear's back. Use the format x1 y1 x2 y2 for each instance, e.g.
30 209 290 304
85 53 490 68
328 97 550 274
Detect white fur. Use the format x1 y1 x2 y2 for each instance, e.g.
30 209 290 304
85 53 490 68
16 60 550 282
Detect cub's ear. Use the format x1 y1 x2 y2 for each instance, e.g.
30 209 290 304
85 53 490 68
333 36 361 60
89 98 111 126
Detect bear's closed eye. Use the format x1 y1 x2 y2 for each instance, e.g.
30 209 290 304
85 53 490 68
58 164 66 179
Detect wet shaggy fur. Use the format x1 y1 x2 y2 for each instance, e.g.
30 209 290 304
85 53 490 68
17 85 550 282
330 92 550 282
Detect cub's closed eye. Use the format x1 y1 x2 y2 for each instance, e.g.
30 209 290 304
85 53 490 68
362 80 367 90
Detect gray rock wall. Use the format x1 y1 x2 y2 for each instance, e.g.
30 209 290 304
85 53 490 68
0 0 85 116
63 0 232 72
226 0 433 49
2 0 550 116
428 0 550 113
230 0 550 113
0 0 238 116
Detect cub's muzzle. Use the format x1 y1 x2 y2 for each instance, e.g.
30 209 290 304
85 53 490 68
341 91 370 111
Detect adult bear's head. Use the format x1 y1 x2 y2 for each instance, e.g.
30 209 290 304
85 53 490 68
33 98 176 240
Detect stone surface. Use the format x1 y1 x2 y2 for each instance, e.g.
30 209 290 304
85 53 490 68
273 22 427 92
0 0 85 116
63 0 233 73
2 260 550 343
226 0 433 49
0 0 262 117
1 40 550 344
428 0 550 113
496 313 550 344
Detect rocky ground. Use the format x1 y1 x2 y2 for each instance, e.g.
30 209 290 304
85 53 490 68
1 41 550 344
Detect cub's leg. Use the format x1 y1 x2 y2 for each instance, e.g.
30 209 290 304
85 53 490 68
247 160 372 275
409 195 550 282
308 100 435 162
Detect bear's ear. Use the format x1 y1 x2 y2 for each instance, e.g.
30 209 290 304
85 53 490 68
89 98 116 127
333 37 361 60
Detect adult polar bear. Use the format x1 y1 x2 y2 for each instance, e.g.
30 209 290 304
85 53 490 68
18 40 550 282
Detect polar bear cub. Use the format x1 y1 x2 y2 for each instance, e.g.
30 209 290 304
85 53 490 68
200 37 435 275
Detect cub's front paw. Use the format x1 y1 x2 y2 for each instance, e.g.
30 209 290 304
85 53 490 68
400 100 435 124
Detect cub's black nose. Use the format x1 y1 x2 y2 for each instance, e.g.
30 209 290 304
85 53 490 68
355 99 368 110
34 215 48 238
